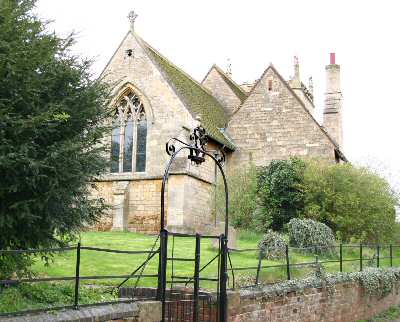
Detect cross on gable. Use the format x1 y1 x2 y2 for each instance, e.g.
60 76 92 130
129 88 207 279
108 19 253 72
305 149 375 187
127 10 138 32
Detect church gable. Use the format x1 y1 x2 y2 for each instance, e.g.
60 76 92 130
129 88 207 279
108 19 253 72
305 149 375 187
202 65 247 117
100 32 197 176
227 65 337 167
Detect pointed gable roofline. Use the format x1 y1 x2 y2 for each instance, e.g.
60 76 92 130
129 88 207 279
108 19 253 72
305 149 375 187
202 65 248 103
100 30 235 150
99 31 130 79
135 34 235 150
230 64 347 162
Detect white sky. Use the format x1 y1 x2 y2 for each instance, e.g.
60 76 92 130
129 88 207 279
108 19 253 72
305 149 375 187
36 0 400 190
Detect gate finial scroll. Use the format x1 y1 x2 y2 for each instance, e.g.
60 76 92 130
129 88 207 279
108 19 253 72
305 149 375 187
165 119 225 168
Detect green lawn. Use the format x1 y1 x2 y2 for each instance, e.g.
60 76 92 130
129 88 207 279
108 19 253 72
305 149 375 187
2 231 400 314
358 305 400 322
30 230 264 290
29 231 400 289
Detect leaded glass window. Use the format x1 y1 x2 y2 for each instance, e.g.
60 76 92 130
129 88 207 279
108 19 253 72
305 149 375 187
110 122 120 173
110 90 147 173
135 116 147 172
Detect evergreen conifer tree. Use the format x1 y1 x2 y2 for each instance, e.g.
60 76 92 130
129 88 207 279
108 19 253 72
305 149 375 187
0 0 111 259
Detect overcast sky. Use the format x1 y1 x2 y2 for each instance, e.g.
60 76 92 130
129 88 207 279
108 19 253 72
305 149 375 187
35 0 400 190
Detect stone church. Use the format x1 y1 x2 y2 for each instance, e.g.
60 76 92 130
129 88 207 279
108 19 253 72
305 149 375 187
92 13 346 234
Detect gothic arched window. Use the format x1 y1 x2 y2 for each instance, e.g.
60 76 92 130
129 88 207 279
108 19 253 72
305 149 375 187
110 91 147 173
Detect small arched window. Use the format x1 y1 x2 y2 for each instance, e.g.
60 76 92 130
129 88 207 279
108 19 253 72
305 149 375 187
110 90 147 173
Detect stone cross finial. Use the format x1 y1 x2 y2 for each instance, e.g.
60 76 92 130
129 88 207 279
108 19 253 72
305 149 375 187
128 10 138 32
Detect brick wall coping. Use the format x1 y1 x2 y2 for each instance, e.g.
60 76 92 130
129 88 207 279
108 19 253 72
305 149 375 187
0 300 161 322
235 275 357 300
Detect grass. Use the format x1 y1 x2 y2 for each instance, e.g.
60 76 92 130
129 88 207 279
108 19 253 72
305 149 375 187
358 305 400 321
0 283 115 314
2 230 400 314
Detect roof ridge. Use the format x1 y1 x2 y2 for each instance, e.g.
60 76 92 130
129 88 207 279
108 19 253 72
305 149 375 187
230 64 271 117
136 34 235 150
228 64 347 160
268 64 342 151
99 31 130 79
139 38 228 105
200 64 217 85
213 64 248 102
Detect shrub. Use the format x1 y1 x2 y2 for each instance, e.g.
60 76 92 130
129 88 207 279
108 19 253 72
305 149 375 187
214 165 258 228
256 158 306 231
0 254 33 281
235 274 256 288
258 230 287 260
302 159 398 243
287 218 336 256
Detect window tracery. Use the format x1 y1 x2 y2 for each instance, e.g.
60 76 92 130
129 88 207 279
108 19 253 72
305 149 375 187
110 91 147 173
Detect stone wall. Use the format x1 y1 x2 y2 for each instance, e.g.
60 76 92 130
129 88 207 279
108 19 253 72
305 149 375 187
227 65 337 170
93 151 218 234
126 179 162 234
183 175 214 232
0 301 161 322
92 179 161 234
160 155 217 234
202 66 242 116
228 281 400 322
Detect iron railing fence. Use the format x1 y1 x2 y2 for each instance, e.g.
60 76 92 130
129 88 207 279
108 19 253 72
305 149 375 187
0 243 160 317
228 244 400 288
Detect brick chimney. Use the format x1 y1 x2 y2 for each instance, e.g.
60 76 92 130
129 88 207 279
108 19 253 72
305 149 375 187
323 53 343 148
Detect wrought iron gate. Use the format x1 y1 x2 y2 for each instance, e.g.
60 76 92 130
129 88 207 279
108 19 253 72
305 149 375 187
157 125 229 322
158 231 227 321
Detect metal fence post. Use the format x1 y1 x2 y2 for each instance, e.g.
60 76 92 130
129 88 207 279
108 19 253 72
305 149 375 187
157 229 168 321
285 244 291 280
74 242 81 309
377 245 380 268
359 244 363 272
255 250 262 285
339 244 343 273
390 245 393 267
219 234 228 322
193 233 201 322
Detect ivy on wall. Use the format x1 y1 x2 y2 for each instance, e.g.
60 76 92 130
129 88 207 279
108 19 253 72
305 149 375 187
241 267 400 300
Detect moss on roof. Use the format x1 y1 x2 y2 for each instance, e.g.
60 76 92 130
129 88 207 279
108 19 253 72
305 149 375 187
214 67 248 103
144 44 235 150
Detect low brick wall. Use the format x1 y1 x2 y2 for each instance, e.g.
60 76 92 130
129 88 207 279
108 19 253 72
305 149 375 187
228 281 400 322
0 301 161 322
10 281 397 322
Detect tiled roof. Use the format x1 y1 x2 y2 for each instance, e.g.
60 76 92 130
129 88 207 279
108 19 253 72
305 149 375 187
142 41 235 150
